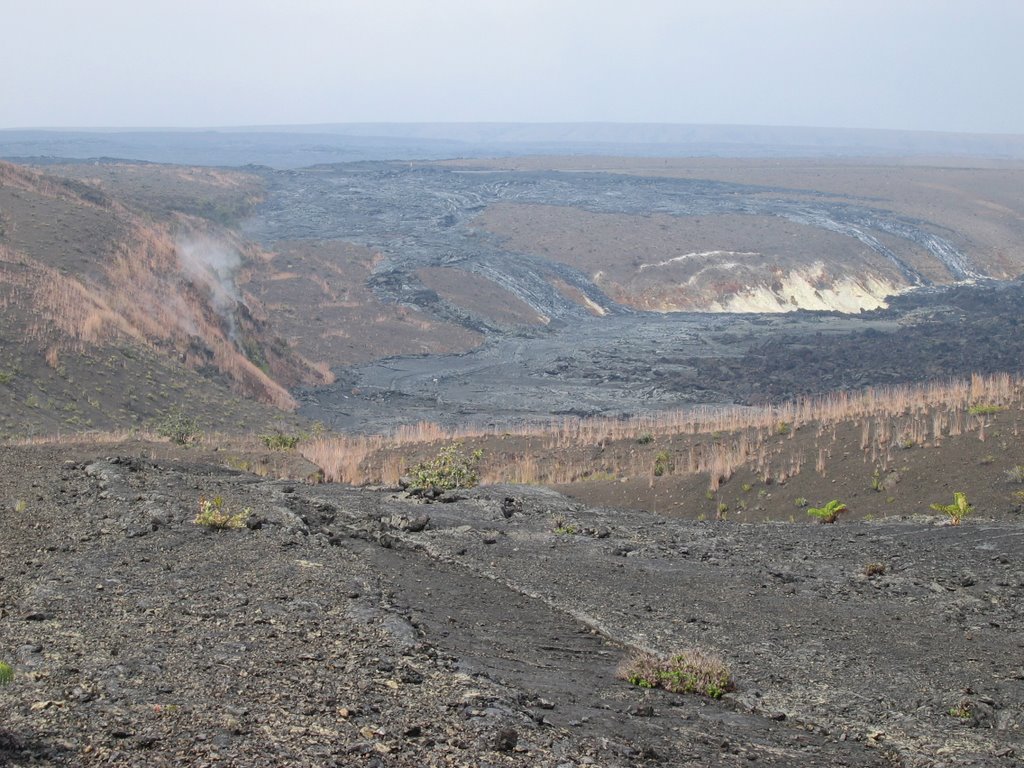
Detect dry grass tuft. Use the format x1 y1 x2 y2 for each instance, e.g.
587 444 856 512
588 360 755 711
617 649 733 698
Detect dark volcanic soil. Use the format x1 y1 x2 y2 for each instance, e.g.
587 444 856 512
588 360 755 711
1 444 1021 766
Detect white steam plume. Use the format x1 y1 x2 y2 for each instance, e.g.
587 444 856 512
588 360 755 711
175 233 242 341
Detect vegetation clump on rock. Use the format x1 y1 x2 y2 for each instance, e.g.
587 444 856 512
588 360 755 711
806 499 848 524
617 649 733 699
930 492 973 525
406 442 483 493
194 496 249 529
0 661 12 685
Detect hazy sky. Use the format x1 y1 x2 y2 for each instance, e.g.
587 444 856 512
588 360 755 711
3 0 1022 133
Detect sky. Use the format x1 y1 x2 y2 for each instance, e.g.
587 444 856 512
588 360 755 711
2 0 1023 134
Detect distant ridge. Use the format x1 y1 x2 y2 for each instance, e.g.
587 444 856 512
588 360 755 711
3 123 1023 169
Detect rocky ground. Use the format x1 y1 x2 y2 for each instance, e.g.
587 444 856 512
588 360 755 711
1 443 1021 766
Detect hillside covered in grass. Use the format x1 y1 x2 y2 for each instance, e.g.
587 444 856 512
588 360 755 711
0 161 330 438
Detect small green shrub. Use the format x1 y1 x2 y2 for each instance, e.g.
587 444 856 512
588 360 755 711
968 404 1004 416
260 432 301 450
0 661 12 685
741 483 753 493
157 409 200 445
807 500 848 524
653 450 671 477
870 468 883 492
930 492 972 525
948 703 972 719
636 433 654 445
0 371 13 385
13 499 26 513
408 443 483 492
775 421 791 435
551 515 578 535
194 496 249 530
618 649 733 699
1005 466 1024 484
794 497 808 508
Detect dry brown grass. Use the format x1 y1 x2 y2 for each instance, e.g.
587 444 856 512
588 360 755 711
1 162 331 410
301 372 1024 488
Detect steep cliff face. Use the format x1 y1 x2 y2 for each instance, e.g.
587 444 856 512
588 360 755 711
0 161 329 431
624 259 901 314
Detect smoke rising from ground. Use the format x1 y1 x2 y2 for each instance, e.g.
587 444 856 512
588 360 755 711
175 233 242 340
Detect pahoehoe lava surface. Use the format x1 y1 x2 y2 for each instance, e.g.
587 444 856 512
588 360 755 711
1 445 1020 766
298 279 1024 432
246 164 974 322
241 162 1020 432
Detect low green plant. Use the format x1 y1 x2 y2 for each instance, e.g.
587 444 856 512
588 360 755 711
968 404 1004 416
930 492 972 525
794 497 808 508
807 499 848 524
1005 465 1024 484
194 496 249 530
13 499 26 513
0 661 12 685
260 432 301 450
948 703 971 719
0 371 13 385
775 421 791 435
653 450 671 477
636 432 654 445
871 468 883 492
551 515 579 535
408 442 483 492
618 649 733 699
157 409 200 445
741 483 753 493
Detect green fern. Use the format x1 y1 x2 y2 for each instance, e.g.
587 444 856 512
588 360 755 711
806 499 848 524
930 492 973 525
